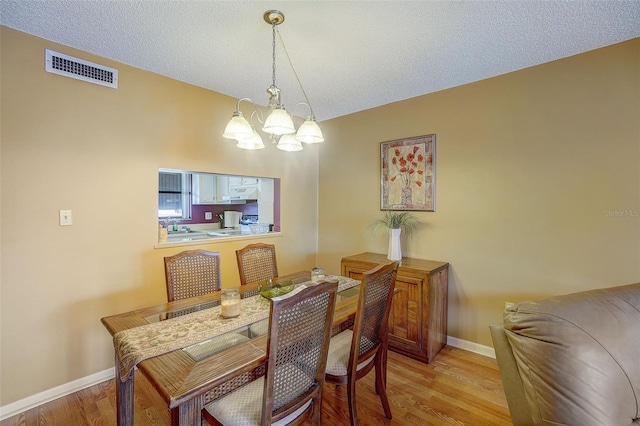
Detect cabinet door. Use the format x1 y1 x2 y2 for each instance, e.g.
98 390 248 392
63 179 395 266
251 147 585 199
342 265 365 282
216 176 229 200
258 178 274 202
192 174 216 204
228 176 242 187
229 177 258 188
388 275 423 353
258 202 274 225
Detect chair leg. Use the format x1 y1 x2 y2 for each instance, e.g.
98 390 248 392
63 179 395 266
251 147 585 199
346 376 359 426
373 349 388 395
375 353 392 420
382 347 388 389
311 394 322 426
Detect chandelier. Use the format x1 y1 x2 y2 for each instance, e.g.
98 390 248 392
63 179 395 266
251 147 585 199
222 10 324 152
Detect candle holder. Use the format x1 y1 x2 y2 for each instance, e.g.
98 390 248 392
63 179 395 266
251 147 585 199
311 267 325 283
220 288 241 318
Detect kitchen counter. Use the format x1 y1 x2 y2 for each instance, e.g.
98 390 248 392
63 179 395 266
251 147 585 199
155 229 280 249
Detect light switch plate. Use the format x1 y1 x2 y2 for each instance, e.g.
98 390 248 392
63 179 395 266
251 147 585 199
59 209 72 226
205 212 212 220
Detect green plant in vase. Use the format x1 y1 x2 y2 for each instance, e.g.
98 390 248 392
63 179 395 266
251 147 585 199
371 211 421 261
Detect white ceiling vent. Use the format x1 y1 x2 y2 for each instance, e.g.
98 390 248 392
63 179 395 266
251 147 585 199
45 49 118 89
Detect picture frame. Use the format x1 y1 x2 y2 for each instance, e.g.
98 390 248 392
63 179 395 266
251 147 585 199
380 134 436 211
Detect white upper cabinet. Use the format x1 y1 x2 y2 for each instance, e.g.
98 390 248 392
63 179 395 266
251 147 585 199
192 173 217 204
258 178 274 202
258 178 275 224
229 177 259 188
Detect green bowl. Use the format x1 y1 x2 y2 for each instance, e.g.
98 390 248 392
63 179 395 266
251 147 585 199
259 279 295 300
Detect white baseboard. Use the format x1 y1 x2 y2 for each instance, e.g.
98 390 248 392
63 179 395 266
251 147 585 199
447 335 496 359
0 336 495 420
0 367 115 421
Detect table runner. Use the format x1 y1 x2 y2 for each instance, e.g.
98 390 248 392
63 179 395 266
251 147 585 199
113 275 359 381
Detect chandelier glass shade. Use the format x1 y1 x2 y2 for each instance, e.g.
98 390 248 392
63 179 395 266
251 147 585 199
222 10 324 151
222 112 253 140
236 127 265 150
276 134 303 152
296 118 324 143
262 107 295 135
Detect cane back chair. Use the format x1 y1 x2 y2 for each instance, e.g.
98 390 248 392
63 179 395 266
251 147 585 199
236 243 278 286
324 261 399 426
164 249 249 359
202 280 339 426
235 243 278 337
163 249 221 302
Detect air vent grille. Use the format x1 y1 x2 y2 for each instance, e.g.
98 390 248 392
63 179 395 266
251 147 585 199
45 49 118 89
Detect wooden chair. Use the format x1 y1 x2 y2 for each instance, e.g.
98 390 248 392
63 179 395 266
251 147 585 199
202 280 339 426
236 243 278 337
236 243 278 286
164 249 250 360
164 249 221 302
324 261 399 426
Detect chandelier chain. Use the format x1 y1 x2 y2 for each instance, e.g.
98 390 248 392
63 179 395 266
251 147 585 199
271 21 277 88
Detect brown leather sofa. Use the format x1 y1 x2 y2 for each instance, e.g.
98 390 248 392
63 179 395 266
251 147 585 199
490 282 640 425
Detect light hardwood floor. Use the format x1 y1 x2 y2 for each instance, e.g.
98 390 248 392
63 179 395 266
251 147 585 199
1 347 511 426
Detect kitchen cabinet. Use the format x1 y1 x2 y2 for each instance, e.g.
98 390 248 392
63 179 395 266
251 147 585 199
215 175 229 201
191 173 217 204
341 252 449 364
258 178 274 202
258 178 274 224
228 176 259 188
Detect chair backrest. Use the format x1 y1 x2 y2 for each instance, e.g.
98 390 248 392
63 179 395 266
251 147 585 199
349 262 398 375
262 280 338 425
163 249 221 302
236 243 278 286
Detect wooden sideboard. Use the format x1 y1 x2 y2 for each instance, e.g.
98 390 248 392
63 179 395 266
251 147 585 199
341 252 449 364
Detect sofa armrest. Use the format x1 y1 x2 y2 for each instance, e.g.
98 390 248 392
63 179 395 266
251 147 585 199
500 283 640 426
489 325 536 426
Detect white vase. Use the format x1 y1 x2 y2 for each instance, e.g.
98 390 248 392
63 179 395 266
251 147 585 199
388 228 402 261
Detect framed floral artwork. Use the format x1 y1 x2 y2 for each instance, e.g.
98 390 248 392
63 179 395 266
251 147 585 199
380 134 436 211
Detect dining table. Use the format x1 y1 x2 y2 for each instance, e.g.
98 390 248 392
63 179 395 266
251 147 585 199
100 271 361 426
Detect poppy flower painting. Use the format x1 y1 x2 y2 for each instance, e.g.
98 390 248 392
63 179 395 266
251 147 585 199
380 134 435 211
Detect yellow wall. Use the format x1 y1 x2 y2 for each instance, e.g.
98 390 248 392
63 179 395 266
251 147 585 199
0 27 321 405
318 38 640 346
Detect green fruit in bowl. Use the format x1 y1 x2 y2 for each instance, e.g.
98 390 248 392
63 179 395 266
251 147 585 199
259 279 295 299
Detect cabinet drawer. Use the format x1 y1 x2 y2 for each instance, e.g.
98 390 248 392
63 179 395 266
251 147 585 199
342 266 367 282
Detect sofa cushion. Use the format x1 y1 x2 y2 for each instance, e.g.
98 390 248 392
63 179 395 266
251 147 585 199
504 283 640 426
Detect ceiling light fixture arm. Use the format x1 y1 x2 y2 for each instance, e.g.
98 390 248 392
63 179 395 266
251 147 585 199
232 97 256 117
290 102 315 122
231 97 266 125
248 108 264 126
223 97 262 140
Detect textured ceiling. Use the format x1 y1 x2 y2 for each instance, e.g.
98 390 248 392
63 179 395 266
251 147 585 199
2 1 639 122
